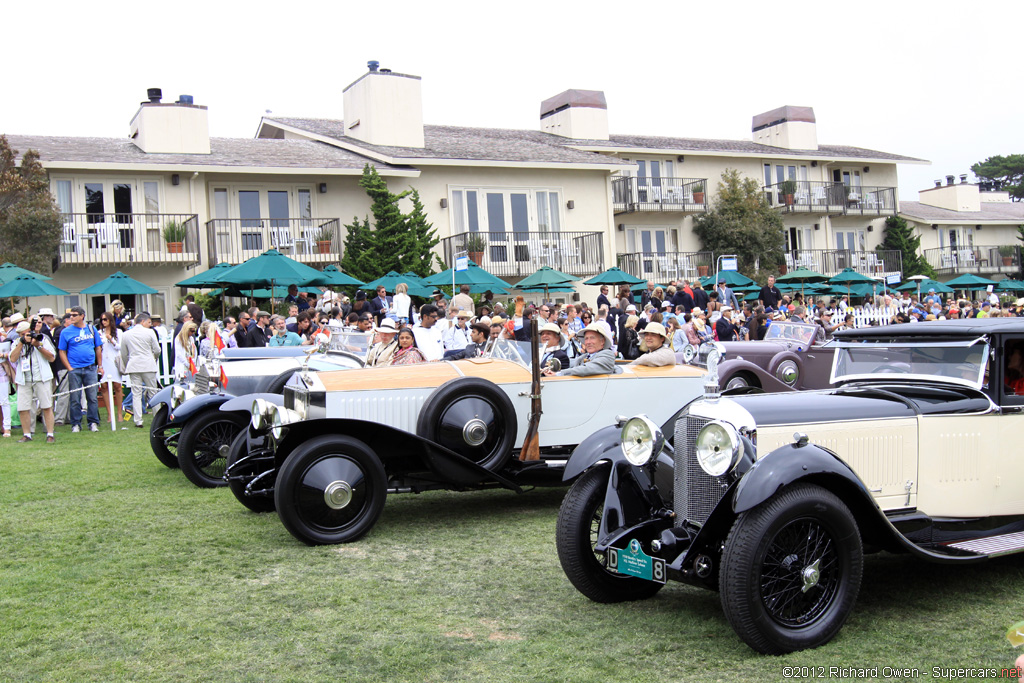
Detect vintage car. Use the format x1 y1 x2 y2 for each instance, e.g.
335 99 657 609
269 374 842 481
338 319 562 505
230 339 707 545
685 320 837 392
556 319 1024 654
149 333 369 488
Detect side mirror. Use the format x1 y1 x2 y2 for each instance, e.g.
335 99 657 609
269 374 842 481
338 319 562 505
544 357 562 374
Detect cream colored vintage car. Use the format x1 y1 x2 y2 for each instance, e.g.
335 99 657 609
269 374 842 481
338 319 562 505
556 319 1024 654
230 339 706 545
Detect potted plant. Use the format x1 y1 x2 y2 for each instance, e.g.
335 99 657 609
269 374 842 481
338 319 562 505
162 220 187 253
315 224 335 254
780 179 798 206
692 181 706 205
463 233 487 264
998 244 1016 266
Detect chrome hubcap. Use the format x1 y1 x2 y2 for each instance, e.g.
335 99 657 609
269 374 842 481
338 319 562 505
463 418 488 446
324 480 353 510
801 558 821 593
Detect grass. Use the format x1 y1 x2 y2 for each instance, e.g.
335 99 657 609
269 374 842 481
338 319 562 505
2 419 1024 682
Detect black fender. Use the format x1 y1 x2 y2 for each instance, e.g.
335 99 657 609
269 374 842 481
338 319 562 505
219 392 284 414
270 418 522 491
563 424 674 487
148 385 175 410
169 392 232 423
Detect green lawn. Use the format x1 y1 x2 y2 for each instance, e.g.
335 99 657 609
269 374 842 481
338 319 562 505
2 420 1023 682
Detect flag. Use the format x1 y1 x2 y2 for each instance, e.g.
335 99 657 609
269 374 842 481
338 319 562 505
213 328 226 352
220 366 229 388
188 356 197 375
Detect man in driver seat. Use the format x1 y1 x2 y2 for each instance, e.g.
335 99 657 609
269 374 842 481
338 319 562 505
544 323 617 377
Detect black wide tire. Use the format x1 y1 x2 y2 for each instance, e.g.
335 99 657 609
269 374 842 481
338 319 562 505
149 405 179 469
176 410 248 488
556 467 664 603
225 430 276 513
416 377 517 472
720 483 863 655
274 435 387 546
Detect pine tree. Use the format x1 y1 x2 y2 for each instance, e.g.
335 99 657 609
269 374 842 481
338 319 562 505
403 189 440 277
0 136 62 275
876 215 935 278
339 215 377 283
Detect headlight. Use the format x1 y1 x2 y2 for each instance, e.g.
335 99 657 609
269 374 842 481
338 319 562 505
251 398 275 431
695 421 741 477
270 405 302 442
620 415 665 467
170 385 194 410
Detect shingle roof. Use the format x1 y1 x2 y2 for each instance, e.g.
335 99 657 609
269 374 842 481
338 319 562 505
4 134 396 171
899 200 1024 222
265 118 630 165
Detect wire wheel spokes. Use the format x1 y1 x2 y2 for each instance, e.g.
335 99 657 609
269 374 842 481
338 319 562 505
759 518 840 627
193 420 236 474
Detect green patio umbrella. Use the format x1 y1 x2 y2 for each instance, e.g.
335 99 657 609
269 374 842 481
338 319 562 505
211 249 334 307
828 267 879 298
631 281 668 292
583 267 645 286
175 262 235 288
895 278 953 294
0 274 68 313
515 266 576 300
0 262 52 285
944 273 998 292
775 267 829 297
317 264 364 288
519 284 576 295
707 270 755 289
362 271 435 298
423 260 512 294
210 286 321 299
81 271 158 295
400 272 431 286
995 279 1024 292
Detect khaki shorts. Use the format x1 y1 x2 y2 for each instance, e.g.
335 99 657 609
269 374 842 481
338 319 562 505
18 380 54 412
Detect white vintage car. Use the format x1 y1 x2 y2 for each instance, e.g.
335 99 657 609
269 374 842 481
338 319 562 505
557 319 1024 654
232 339 706 545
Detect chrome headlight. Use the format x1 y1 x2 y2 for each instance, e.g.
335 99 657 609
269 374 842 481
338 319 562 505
251 398 276 431
620 415 665 467
695 420 741 477
170 385 195 410
270 405 302 442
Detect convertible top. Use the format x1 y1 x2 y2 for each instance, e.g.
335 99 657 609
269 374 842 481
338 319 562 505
834 318 1024 340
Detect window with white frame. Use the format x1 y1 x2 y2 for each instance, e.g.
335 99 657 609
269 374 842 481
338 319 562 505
449 187 563 263
208 185 316 254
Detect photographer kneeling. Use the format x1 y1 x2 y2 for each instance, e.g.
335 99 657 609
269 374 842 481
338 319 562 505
9 319 57 443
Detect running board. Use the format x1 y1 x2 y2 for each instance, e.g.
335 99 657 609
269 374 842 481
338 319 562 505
946 531 1024 557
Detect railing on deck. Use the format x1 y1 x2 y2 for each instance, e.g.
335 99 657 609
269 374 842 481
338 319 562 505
59 213 200 266
617 251 714 282
439 231 604 280
783 249 902 278
205 218 341 268
763 181 897 216
612 177 708 213
924 245 1021 276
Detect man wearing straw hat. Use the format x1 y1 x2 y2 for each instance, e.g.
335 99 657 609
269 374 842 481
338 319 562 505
9 319 57 443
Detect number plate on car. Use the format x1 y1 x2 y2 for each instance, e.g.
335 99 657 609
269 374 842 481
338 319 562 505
608 539 666 584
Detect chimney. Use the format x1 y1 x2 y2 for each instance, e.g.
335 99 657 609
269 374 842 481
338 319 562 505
540 89 609 140
946 175 955 186
919 173 981 212
342 62 424 148
129 88 210 154
752 106 818 150
960 174 969 184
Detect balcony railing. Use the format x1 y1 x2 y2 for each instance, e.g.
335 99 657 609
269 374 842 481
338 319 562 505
763 181 897 216
440 231 604 280
59 213 200 267
205 218 342 268
924 245 1021 276
612 177 708 214
783 249 903 279
617 251 714 283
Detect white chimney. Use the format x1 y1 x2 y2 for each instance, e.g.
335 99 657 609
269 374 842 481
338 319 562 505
752 105 817 151
129 89 210 154
919 174 981 212
342 62 424 148
540 89 609 140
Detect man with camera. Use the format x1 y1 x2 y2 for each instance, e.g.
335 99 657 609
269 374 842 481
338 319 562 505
58 306 103 433
9 319 57 443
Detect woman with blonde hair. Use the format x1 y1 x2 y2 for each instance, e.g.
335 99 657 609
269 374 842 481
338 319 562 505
174 321 198 380
393 282 412 324
620 314 641 360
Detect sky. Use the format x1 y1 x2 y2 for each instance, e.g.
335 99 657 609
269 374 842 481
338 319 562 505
4 0 1021 200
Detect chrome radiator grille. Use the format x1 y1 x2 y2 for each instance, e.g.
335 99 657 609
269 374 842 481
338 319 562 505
674 415 727 526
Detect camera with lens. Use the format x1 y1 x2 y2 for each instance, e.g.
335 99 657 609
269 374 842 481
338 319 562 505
29 332 45 342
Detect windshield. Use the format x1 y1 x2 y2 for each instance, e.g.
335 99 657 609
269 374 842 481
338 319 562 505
326 330 372 362
764 321 819 347
831 339 989 389
482 338 531 369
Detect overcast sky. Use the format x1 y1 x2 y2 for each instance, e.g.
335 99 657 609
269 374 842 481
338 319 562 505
5 0 1021 200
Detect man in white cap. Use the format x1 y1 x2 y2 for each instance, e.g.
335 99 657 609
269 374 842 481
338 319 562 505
442 310 473 357
9 319 57 442
366 318 400 367
629 322 676 367
545 323 617 377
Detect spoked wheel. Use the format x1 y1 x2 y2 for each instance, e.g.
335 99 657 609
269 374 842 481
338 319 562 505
149 405 180 469
556 466 664 603
274 435 387 546
416 377 517 472
225 430 276 513
720 483 863 654
176 411 248 488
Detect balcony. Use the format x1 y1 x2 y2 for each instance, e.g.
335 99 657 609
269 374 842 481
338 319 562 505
763 181 897 216
205 218 342 268
783 249 903 279
440 231 604 281
924 245 1021 276
617 251 714 283
612 177 708 214
59 213 200 267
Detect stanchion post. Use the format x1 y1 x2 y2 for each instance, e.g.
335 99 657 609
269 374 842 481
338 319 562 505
107 380 116 432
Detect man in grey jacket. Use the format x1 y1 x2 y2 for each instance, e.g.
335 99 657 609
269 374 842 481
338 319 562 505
121 313 161 428
545 323 618 377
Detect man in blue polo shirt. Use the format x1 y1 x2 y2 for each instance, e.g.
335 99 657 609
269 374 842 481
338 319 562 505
58 306 103 433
